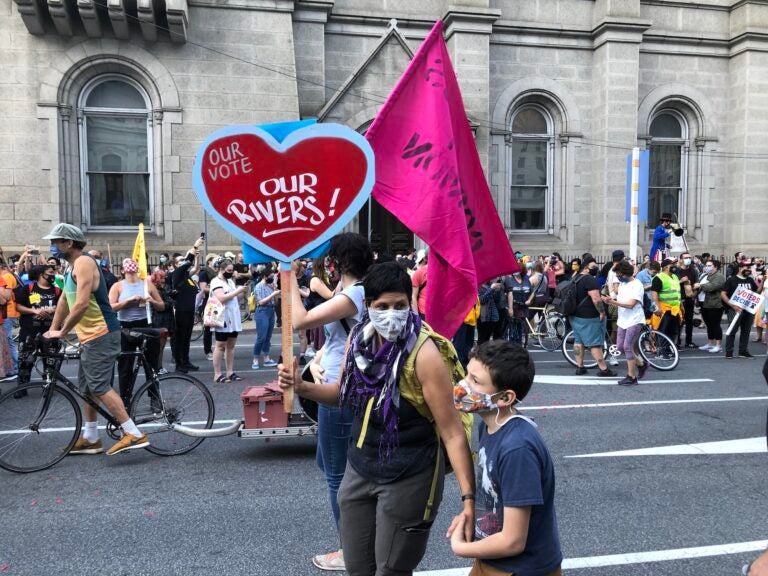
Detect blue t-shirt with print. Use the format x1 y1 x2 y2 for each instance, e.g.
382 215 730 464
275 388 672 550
474 415 562 576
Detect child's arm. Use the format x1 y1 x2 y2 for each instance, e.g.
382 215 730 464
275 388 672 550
449 506 531 559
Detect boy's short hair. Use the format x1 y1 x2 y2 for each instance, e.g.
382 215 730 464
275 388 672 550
470 341 536 401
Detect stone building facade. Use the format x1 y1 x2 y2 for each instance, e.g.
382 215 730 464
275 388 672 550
2 0 767 259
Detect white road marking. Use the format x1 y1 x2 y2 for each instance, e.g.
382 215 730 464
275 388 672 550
524 396 768 411
567 437 767 458
533 375 713 386
415 539 768 574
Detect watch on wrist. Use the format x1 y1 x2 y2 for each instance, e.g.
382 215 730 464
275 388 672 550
461 493 475 502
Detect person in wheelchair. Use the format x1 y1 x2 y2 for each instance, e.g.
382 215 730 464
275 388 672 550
13 264 61 398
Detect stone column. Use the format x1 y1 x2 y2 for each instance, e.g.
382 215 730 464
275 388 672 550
442 6 500 177
589 0 649 252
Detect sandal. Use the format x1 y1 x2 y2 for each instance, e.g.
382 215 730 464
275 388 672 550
215 375 230 383
228 373 244 382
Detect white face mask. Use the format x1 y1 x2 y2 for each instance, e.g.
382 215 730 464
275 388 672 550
368 308 410 342
683 258 692 266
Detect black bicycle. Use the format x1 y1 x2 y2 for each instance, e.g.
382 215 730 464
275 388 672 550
0 329 217 474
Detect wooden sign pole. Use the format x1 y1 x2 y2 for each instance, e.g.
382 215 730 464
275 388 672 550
280 262 294 412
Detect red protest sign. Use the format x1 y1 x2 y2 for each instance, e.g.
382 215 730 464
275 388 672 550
193 124 375 263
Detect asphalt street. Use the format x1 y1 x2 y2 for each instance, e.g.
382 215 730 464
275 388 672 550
1 321 767 576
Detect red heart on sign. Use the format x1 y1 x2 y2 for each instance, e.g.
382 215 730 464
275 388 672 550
194 125 374 261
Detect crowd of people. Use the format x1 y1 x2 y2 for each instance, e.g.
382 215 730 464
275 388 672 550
2 224 768 576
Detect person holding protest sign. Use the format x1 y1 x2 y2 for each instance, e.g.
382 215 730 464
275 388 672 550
279 261 475 576
287 232 372 571
721 258 758 359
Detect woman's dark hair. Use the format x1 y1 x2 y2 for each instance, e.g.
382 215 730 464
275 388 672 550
47 256 60 266
363 261 412 303
570 257 581 269
311 257 328 284
29 264 53 282
470 340 535 401
259 266 274 281
328 233 373 279
615 260 634 277
705 259 720 270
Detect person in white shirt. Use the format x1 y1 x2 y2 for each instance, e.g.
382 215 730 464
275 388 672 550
602 260 648 386
209 259 248 383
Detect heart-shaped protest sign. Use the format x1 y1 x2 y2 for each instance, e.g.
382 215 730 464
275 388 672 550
192 123 375 262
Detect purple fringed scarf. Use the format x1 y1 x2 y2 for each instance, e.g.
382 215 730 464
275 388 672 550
339 310 422 462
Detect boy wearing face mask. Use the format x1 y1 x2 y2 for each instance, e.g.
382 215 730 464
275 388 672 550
721 258 759 359
449 341 562 576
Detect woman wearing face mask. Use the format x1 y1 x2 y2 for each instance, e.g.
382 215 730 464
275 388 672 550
754 268 768 345
504 268 532 345
286 232 373 571
694 260 725 353
209 259 248 383
251 267 280 370
108 258 165 407
279 261 475 576
601 260 648 386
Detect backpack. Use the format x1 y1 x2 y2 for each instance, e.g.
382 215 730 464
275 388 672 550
398 324 474 474
552 275 588 316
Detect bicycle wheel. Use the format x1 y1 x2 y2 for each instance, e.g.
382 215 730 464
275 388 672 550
536 317 561 352
0 383 81 473
190 311 203 342
561 331 606 369
130 374 215 456
638 329 679 371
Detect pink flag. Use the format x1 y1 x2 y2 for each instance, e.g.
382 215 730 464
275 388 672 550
365 20 518 337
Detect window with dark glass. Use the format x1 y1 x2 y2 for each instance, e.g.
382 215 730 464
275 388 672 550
509 107 550 231
80 78 151 227
648 112 685 224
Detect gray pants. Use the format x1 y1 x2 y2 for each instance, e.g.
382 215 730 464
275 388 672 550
338 460 445 576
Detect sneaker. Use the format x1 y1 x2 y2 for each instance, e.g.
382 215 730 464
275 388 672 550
575 367 588 376
175 365 189 373
637 362 649 380
708 346 722 353
596 368 617 377
738 351 755 359
699 344 713 351
251 361 260 370
0 374 18 383
685 343 697 349
184 363 200 371
312 550 345 572
69 437 104 455
262 359 277 368
618 376 639 386
106 432 150 456
725 353 733 359
157 367 168 375
206 353 214 361
608 356 619 366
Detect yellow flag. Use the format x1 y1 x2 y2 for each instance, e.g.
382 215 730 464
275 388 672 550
132 223 148 280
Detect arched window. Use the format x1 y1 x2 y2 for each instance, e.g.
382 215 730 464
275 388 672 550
648 110 687 225
508 105 552 231
79 76 152 228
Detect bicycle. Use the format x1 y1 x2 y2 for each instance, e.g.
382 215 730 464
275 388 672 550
561 322 679 371
0 329 229 474
503 304 564 352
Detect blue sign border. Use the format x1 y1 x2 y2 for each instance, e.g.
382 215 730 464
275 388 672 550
192 123 375 263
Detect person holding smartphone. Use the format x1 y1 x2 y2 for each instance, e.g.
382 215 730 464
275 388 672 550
170 236 204 373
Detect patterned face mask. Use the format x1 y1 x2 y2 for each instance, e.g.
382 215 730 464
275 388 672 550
453 378 498 414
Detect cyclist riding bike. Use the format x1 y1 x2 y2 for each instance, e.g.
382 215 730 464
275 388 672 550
42 223 149 456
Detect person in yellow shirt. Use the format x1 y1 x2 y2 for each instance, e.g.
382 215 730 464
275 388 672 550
452 297 480 369
650 258 682 353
